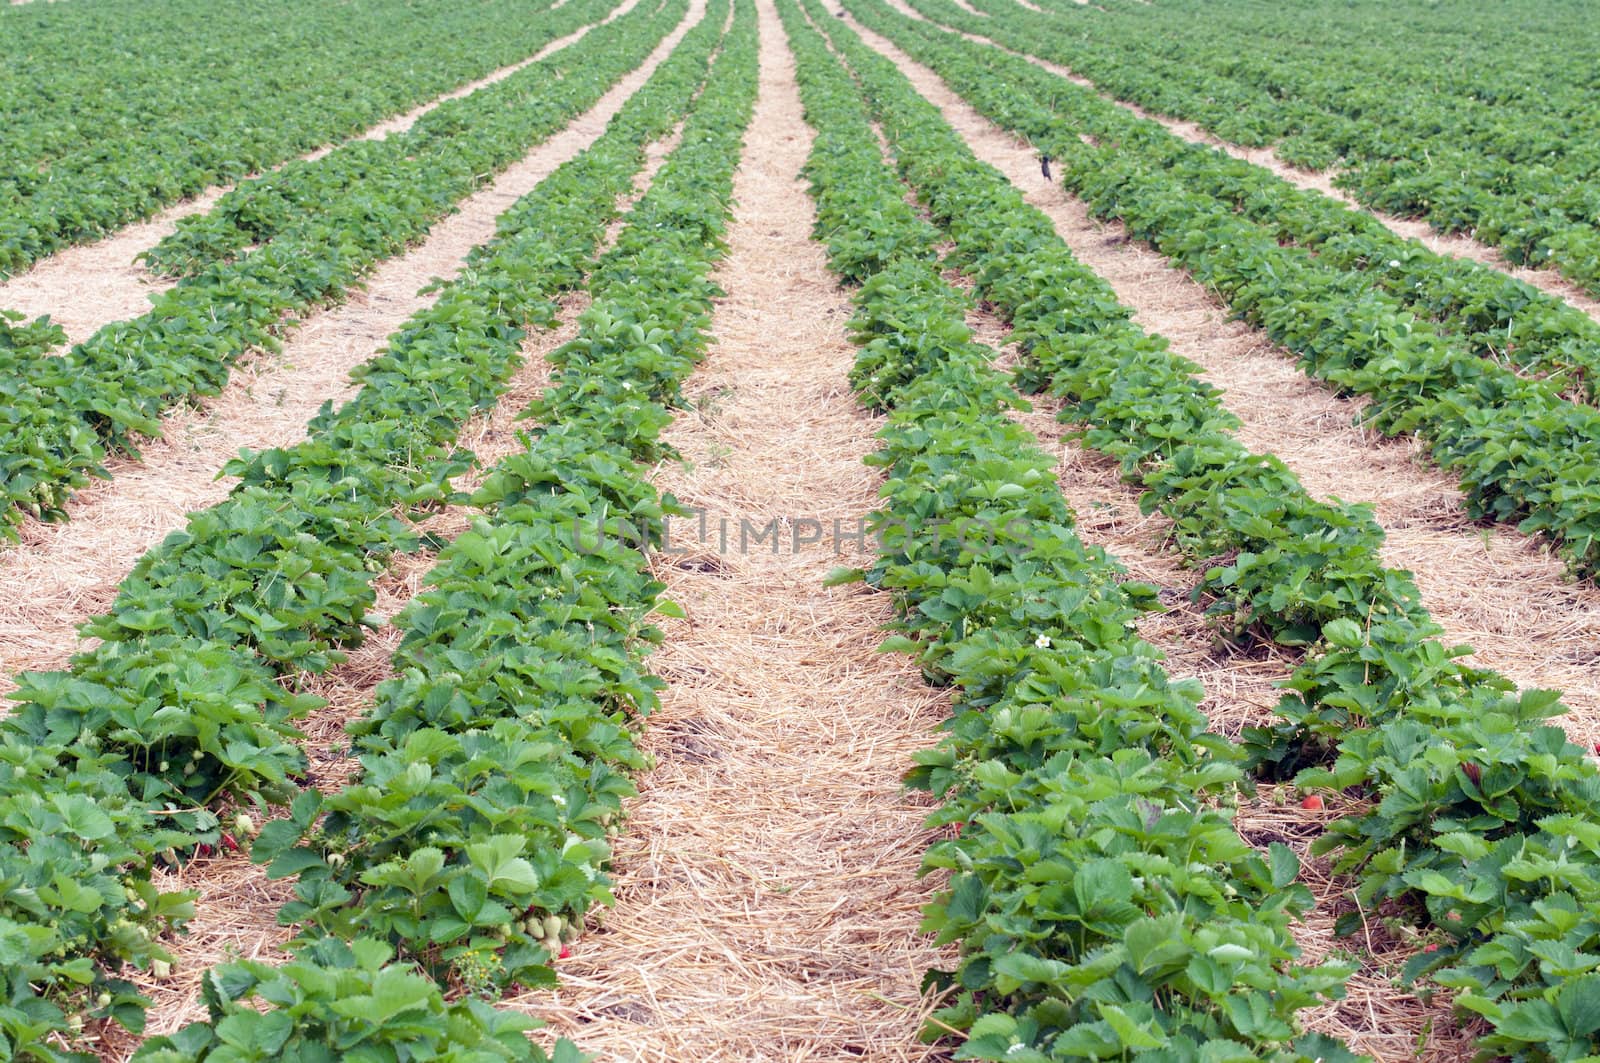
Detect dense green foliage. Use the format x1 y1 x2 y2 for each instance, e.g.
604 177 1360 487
0 3 744 1052
842 2 1600 1058
0 0 621 277
783 2 1361 1059
0 0 673 543
930 0 1600 296
137 4 758 1057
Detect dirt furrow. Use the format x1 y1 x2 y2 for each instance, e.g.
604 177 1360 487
877 0 1600 324
525 1 950 1055
0 0 643 346
0 0 705 700
845 9 1600 748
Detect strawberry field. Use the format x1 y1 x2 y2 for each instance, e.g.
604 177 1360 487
3 0 1600 1060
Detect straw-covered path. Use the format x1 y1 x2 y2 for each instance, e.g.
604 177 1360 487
524 0 952 1055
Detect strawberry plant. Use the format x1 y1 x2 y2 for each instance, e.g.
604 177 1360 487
132 938 578 1063
0 7 750 1048
834 4 1600 1058
0 0 621 277
781 4 1360 1058
126 8 757 1054
0 0 687 544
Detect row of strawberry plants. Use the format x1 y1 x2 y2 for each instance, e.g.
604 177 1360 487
1010 0 1591 173
140 0 622 279
782 3 1361 1059
0 11 732 1054
835 0 1533 763
0 310 70 515
133 6 757 1058
825 8 1600 1059
894 0 1600 404
843 0 1600 585
947 0 1600 297
0 0 675 544
0 0 615 277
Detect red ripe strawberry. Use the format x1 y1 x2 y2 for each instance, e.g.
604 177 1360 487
1593 742 1600 756
559 946 571 960
952 822 964 837
195 844 214 859
1423 943 1439 953
1462 763 1481 785
221 833 240 853
1301 795 1323 811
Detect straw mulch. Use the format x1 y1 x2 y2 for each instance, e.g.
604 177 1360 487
523 5 955 1055
0 189 224 347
